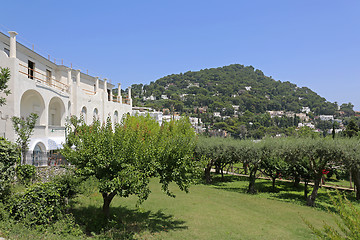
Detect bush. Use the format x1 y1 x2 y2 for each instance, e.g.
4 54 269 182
16 164 36 185
9 172 82 226
0 137 19 202
10 181 67 225
305 191 360 239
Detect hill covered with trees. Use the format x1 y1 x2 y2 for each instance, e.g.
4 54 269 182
130 64 338 115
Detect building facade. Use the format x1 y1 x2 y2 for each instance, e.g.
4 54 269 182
0 31 132 159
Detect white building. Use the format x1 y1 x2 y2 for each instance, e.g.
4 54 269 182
213 112 221 118
301 107 311 114
0 31 132 155
189 117 202 127
298 122 315 129
132 107 163 125
319 115 334 121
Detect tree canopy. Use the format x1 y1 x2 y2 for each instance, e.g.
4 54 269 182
61 115 200 217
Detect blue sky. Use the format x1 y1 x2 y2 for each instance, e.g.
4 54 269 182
1 0 359 110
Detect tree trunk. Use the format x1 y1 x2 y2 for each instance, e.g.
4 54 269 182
272 177 276 192
221 167 224 181
294 175 300 188
247 168 257 194
22 148 27 165
306 174 322 207
102 192 116 218
351 168 360 200
215 162 220 174
204 160 213 184
243 163 248 175
304 180 309 199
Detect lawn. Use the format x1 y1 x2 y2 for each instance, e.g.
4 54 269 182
72 175 343 239
1 174 349 240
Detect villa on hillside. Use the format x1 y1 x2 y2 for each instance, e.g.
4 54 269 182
0 31 132 165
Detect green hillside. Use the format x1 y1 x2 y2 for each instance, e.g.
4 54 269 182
131 64 337 115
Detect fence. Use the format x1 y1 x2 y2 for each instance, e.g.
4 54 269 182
24 151 69 167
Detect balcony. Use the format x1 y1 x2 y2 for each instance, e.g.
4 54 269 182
19 63 70 93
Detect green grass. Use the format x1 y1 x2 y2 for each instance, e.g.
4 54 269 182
2 174 354 239
72 175 344 239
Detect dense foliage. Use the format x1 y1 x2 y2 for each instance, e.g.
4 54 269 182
306 191 360 240
61 115 199 217
9 172 81 226
196 137 360 206
16 164 37 185
0 137 19 202
132 64 338 115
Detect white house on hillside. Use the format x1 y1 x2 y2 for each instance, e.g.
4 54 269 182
0 31 132 161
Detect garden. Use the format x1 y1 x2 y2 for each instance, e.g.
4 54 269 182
0 114 360 239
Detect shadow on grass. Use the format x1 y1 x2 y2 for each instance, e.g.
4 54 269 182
209 174 248 186
71 205 187 239
209 173 354 213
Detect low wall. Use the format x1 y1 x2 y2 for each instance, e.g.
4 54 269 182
36 166 72 182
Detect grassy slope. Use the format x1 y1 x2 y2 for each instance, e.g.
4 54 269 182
72 176 339 240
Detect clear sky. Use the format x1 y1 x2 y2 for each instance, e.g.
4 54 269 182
1 0 359 110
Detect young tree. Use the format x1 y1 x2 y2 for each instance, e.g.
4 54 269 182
61 115 199 217
11 113 38 164
0 67 11 106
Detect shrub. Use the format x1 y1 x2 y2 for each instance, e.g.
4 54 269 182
9 173 82 226
16 164 36 185
304 191 360 239
0 137 19 202
10 181 66 225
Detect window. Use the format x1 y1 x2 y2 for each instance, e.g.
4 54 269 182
107 89 111 101
3 48 9 57
46 69 52 85
28 60 35 79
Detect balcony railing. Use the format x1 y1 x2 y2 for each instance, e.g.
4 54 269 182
24 151 69 167
19 63 70 93
82 89 96 95
122 98 131 105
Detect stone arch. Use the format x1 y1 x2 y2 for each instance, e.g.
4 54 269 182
33 141 46 152
114 110 119 124
32 141 46 166
68 101 71 116
81 106 87 123
20 89 46 125
48 97 65 126
93 108 99 121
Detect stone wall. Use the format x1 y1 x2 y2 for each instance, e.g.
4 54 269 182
36 166 71 182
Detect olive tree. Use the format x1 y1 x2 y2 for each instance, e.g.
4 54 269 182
195 137 239 183
61 115 199 217
340 138 360 200
281 138 311 198
260 139 288 192
303 138 342 206
234 140 271 194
